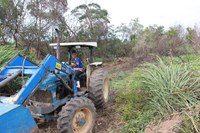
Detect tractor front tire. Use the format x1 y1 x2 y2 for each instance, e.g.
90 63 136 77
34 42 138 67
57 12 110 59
89 68 110 108
57 97 96 133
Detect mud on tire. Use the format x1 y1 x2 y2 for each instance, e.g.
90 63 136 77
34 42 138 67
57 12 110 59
89 68 110 108
57 97 96 133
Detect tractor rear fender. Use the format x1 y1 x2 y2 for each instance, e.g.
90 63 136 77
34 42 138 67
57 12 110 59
89 62 103 67
86 62 103 89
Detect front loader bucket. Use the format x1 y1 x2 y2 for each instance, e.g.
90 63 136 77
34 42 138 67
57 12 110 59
0 103 38 133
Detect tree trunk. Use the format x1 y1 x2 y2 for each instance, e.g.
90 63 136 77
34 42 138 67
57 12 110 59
13 32 18 48
170 45 173 64
2 36 7 44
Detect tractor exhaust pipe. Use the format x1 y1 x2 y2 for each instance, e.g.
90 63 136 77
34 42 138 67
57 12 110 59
55 28 60 61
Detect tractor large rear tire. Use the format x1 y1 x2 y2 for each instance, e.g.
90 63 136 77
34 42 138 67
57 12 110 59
89 68 110 108
57 97 96 133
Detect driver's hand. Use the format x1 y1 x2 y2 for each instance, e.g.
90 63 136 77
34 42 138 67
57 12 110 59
71 62 75 66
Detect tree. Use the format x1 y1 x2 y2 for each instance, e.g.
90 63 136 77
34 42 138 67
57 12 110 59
25 0 68 57
167 25 185 62
116 18 143 45
186 26 200 54
0 0 25 47
71 3 110 42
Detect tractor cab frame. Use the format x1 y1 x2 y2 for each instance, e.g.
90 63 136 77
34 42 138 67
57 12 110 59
50 42 98 64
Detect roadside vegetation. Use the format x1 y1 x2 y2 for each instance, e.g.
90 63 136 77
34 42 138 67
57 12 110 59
111 55 200 133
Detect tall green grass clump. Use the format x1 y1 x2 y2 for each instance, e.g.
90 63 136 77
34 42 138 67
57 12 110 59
141 59 200 115
0 45 40 69
0 46 19 68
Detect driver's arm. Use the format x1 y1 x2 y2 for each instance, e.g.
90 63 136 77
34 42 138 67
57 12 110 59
71 60 79 66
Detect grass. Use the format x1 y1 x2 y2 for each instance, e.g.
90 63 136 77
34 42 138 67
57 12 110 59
141 58 200 115
94 57 103 62
111 69 156 133
162 54 200 69
111 54 200 133
180 110 200 132
0 45 40 68
0 45 20 68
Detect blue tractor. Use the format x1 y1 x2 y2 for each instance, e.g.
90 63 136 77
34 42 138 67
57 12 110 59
0 42 110 133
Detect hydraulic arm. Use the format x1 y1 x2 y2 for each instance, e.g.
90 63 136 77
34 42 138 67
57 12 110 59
0 54 73 104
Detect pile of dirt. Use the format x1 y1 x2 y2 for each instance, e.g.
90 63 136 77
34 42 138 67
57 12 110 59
144 114 183 133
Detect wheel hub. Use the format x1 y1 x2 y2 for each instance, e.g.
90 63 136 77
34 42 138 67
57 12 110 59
79 118 86 126
72 108 93 133
73 111 86 129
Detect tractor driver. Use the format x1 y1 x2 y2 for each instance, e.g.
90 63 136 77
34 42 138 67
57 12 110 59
71 50 83 88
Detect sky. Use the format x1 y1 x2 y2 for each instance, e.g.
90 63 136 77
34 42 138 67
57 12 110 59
68 0 200 28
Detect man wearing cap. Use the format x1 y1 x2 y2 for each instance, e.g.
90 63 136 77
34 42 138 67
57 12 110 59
71 50 83 88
